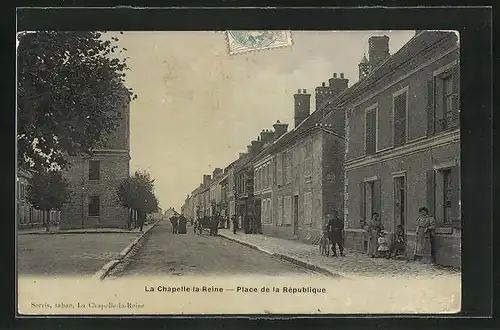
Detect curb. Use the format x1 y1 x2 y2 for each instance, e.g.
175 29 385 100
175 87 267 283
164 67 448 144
219 233 341 278
18 230 143 235
92 219 162 280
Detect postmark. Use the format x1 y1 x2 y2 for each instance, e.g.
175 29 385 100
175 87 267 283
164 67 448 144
226 30 293 55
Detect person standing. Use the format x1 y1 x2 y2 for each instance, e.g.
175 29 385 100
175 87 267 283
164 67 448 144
365 212 383 258
170 215 178 234
413 207 436 264
327 210 345 257
232 214 238 234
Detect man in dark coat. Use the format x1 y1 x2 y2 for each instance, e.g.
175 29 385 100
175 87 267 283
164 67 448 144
170 215 178 234
327 210 345 257
231 215 238 234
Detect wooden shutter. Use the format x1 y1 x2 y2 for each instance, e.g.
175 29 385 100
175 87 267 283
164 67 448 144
426 170 435 217
359 181 365 226
365 108 376 155
373 179 381 215
450 165 461 228
394 93 407 146
451 65 460 128
426 78 435 136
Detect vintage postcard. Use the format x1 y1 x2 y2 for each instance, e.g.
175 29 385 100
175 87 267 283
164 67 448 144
16 30 461 315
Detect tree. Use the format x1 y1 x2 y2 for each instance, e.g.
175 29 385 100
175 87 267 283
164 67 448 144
17 31 137 171
26 170 71 231
117 170 159 230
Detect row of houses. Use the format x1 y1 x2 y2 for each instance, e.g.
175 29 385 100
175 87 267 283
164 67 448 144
182 30 461 268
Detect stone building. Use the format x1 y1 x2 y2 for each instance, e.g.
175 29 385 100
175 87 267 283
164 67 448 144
60 94 131 229
252 77 347 243
339 31 461 268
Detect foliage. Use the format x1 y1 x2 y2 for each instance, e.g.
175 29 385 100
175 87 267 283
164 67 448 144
17 31 137 171
26 170 71 212
117 170 159 215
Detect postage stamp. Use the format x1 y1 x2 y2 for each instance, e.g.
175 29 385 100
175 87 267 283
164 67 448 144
226 30 293 55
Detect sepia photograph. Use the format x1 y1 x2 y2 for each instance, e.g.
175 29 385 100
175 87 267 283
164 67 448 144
16 28 462 315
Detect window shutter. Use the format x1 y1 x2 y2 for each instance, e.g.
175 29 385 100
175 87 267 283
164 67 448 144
426 78 435 136
426 170 435 217
365 108 376 155
450 165 461 228
373 179 381 215
451 65 460 128
359 181 365 226
394 93 407 146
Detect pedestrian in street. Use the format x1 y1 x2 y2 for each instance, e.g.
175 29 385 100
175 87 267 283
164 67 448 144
232 214 238 234
178 214 187 234
226 216 230 229
377 231 390 258
327 210 345 257
413 207 436 264
170 215 178 234
365 212 383 258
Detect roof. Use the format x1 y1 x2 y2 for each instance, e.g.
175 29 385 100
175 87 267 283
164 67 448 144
335 31 458 106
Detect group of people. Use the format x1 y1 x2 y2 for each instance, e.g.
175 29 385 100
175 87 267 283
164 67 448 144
323 206 437 264
193 214 230 236
170 213 187 234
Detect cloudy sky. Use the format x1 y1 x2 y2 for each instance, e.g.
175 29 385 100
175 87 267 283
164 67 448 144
116 30 415 211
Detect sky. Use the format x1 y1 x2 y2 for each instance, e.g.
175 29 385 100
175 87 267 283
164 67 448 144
115 31 415 211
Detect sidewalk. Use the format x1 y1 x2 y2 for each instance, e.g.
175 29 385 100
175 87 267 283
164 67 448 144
17 222 155 235
218 229 460 279
18 220 160 276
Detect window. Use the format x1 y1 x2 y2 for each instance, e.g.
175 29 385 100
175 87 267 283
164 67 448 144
359 179 381 227
305 141 312 175
283 196 292 225
427 166 460 227
365 106 377 155
443 76 453 129
89 160 101 181
88 196 100 216
277 196 283 225
304 192 312 225
276 154 283 186
393 91 407 146
443 169 452 223
285 152 292 184
428 64 459 135
266 164 270 188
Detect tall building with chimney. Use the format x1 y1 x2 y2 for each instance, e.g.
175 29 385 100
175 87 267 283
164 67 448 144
250 73 348 242
60 94 131 229
340 31 461 268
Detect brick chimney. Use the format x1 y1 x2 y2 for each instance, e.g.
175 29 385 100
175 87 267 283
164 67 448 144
368 35 390 69
273 120 288 140
251 139 264 153
294 88 311 128
315 81 332 110
212 168 222 178
328 72 349 98
203 175 211 186
260 129 274 144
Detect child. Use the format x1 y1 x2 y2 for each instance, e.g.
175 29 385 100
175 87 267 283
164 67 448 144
387 225 406 259
377 231 390 258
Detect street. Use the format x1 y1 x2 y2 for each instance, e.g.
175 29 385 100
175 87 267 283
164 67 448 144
107 219 320 278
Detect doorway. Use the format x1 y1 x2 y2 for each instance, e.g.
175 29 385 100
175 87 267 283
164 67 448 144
254 199 262 234
293 195 299 236
393 176 406 230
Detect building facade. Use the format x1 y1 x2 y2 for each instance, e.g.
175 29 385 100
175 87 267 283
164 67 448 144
253 78 347 243
60 97 131 229
340 31 461 268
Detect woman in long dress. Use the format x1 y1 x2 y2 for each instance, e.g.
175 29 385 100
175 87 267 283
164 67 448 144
366 213 383 258
414 207 436 264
